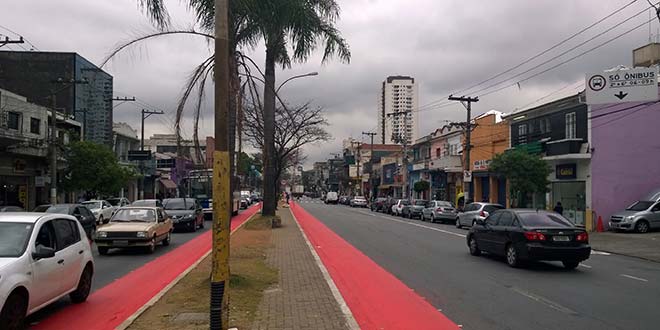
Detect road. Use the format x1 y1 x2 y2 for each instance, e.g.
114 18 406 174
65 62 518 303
299 200 660 330
26 221 212 327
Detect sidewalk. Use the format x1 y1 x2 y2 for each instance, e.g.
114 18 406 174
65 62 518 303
251 207 351 330
590 231 660 262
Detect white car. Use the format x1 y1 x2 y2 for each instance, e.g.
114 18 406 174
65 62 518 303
0 213 94 328
82 200 115 225
391 199 410 216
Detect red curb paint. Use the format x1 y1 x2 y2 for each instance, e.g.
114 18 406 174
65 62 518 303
33 204 261 330
290 202 459 330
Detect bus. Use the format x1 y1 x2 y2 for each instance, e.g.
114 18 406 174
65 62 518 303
182 169 240 219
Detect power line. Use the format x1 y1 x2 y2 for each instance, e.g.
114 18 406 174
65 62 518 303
0 25 39 50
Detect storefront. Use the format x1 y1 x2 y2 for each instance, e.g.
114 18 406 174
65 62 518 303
545 157 590 225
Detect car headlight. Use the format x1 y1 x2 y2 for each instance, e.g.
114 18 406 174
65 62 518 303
97 231 107 238
625 216 635 221
136 231 147 238
184 214 195 219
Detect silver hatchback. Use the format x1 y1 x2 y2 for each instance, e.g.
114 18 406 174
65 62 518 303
456 202 504 228
422 201 457 223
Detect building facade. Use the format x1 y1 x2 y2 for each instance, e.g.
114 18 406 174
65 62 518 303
469 111 509 206
377 76 419 145
0 51 113 146
428 126 464 204
112 122 140 201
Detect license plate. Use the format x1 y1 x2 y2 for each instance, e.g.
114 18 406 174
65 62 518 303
552 236 570 242
113 240 129 246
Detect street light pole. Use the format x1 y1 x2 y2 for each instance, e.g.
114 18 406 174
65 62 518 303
276 72 318 93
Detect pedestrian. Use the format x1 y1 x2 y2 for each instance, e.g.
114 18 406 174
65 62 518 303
553 202 563 215
285 191 290 204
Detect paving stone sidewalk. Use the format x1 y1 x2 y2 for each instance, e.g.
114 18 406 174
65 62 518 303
251 207 350 330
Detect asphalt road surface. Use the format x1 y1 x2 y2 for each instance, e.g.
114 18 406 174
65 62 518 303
299 200 660 330
26 219 213 327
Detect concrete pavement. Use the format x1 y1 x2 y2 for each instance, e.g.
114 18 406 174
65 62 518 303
590 231 660 263
300 201 660 330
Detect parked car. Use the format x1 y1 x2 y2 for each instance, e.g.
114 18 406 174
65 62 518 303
391 199 410 216
32 204 97 240
81 200 115 225
456 202 505 228
0 206 24 212
338 196 349 205
95 207 173 255
384 198 399 214
467 209 591 269
162 198 204 232
371 197 387 211
250 194 261 203
0 213 94 328
402 200 428 219
107 197 131 208
609 189 660 233
240 198 249 209
422 200 458 223
350 196 368 208
325 192 339 204
131 199 164 208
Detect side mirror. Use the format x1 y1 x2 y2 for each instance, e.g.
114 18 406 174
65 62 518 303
32 246 56 260
476 219 486 226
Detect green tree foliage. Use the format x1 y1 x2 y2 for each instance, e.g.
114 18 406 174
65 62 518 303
413 180 430 193
489 150 551 207
61 141 136 197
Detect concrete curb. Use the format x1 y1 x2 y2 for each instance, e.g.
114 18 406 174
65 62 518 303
115 210 258 330
288 204 360 330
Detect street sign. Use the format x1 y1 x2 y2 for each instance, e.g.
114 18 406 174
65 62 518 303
585 67 658 105
463 170 472 183
128 150 152 161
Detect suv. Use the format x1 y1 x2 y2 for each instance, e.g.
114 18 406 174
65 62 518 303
457 202 504 228
0 213 94 328
609 189 660 233
325 192 339 204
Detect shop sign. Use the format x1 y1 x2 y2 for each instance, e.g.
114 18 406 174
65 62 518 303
556 164 577 180
18 185 27 208
473 159 491 171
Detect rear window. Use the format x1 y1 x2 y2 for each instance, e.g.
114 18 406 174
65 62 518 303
436 201 453 207
400 200 410 205
518 212 573 228
414 200 427 206
484 205 504 213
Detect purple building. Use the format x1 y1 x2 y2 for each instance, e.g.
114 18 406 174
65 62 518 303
591 90 660 228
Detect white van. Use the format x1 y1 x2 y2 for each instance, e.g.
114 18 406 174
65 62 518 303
325 192 339 204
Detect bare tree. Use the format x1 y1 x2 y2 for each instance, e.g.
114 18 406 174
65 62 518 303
243 101 331 196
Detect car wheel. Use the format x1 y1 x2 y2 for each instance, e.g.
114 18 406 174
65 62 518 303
98 215 104 225
199 218 204 229
407 212 412 219
162 232 171 246
190 221 197 233
455 218 461 228
0 291 27 330
506 244 520 268
70 265 93 303
635 220 650 233
468 237 481 256
472 220 477 227
98 246 109 255
430 214 436 223
562 260 580 270
146 237 156 254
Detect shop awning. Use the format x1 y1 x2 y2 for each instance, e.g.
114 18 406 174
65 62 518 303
159 178 178 190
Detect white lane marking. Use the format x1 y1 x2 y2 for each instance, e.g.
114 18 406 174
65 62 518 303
510 287 578 315
579 263 592 269
356 210 467 238
620 274 649 282
592 250 611 256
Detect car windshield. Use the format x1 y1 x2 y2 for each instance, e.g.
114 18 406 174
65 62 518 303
82 201 102 210
626 201 654 211
163 199 195 210
111 209 156 222
0 222 34 257
414 200 427 206
43 205 71 214
518 212 573 228
107 198 121 206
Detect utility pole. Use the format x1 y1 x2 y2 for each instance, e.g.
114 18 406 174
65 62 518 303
386 111 411 199
447 95 479 206
211 0 232 329
0 36 24 48
49 78 87 204
139 109 164 200
112 96 137 109
362 132 376 199
351 141 362 195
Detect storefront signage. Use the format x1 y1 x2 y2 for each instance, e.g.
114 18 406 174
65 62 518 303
473 159 491 171
18 185 27 208
556 164 577 180
412 162 426 171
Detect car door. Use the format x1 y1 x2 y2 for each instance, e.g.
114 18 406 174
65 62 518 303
102 201 114 219
477 212 502 253
52 219 85 292
492 211 514 254
460 204 475 226
29 220 64 310
650 202 660 228
157 209 168 237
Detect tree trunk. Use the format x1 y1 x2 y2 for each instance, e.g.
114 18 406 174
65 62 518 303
261 48 277 216
228 54 238 211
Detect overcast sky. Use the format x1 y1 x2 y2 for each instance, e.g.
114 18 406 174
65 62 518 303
2 0 658 167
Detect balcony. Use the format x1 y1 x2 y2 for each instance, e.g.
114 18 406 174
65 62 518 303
545 139 584 156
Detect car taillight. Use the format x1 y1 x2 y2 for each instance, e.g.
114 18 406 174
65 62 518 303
576 232 588 242
436 208 444 212
479 210 485 217
524 231 547 241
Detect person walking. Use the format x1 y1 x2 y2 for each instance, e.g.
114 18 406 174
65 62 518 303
553 202 564 215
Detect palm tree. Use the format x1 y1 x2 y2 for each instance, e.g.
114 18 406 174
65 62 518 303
133 0 350 216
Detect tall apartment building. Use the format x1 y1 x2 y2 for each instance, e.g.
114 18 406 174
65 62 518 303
377 75 419 145
0 51 113 146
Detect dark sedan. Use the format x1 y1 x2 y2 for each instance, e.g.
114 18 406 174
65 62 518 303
402 200 428 219
162 198 204 232
371 198 387 212
467 209 591 269
33 204 97 239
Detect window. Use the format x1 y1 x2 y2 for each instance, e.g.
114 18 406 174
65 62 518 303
484 205 504 213
565 112 576 139
540 118 551 134
53 219 80 249
486 212 502 226
7 111 20 130
436 148 441 157
30 117 40 134
498 212 514 226
35 221 57 250
518 123 527 136
652 203 660 212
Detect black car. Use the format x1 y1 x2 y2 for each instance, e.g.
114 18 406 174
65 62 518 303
467 209 591 269
402 200 428 219
162 198 204 232
33 204 97 239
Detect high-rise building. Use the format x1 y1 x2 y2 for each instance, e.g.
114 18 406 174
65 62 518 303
377 75 419 145
0 51 113 146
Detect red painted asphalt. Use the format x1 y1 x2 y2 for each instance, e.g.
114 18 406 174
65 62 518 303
290 202 460 330
33 204 261 330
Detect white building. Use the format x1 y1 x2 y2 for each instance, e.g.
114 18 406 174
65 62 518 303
377 76 419 145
